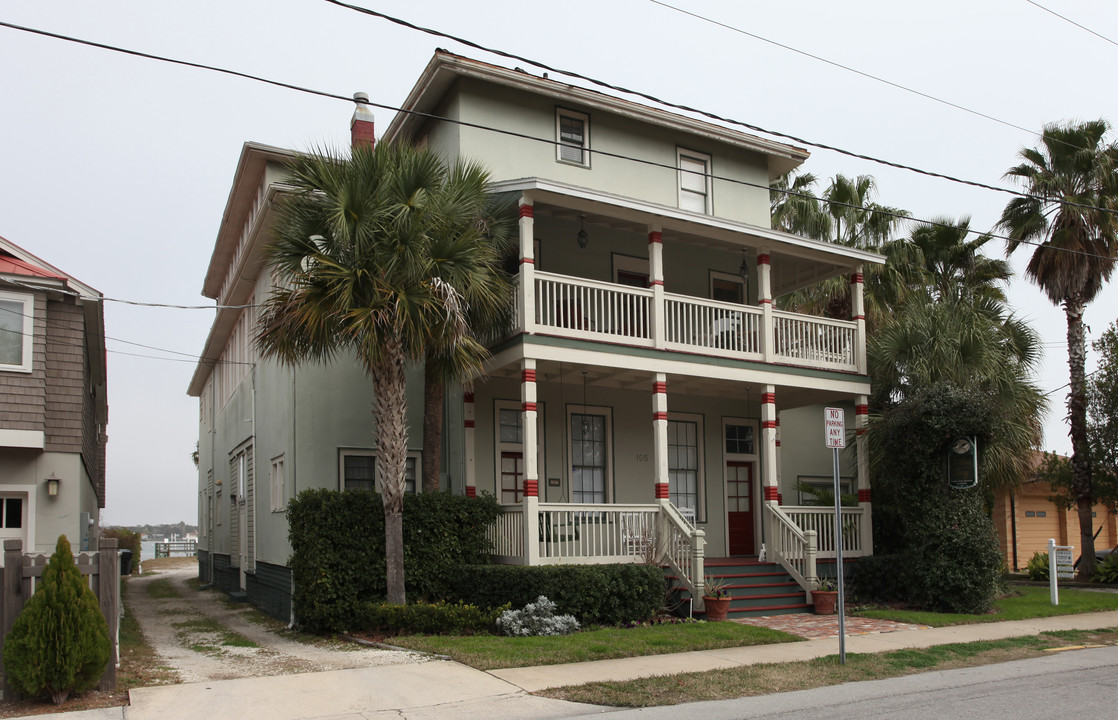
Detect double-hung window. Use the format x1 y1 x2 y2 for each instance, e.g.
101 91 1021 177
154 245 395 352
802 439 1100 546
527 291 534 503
0 291 33 373
340 450 418 494
270 456 285 512
678 149 711 214
668 420 699 516
556 109 590 166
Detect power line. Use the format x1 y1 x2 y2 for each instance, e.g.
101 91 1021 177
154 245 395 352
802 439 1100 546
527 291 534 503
1 16 1115 269
649 0 1044 140
318 0 1118 215
1026 1 1118 48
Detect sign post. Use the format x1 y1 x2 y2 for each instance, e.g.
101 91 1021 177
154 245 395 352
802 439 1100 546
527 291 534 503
1047 538 1075 605
824 407 846 664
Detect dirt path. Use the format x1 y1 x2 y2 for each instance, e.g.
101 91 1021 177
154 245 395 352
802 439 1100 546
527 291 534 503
127 560 426 683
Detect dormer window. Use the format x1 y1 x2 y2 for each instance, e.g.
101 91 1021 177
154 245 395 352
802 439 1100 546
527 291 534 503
556 109 590 167
678 149 711 214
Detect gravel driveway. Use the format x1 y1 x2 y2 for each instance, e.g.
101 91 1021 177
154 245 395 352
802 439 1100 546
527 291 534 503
127 560 427 684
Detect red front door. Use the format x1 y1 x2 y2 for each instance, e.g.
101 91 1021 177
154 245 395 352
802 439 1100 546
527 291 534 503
727 461 755 556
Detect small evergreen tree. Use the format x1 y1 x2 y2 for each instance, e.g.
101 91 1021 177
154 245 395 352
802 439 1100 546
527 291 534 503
2 535 111 705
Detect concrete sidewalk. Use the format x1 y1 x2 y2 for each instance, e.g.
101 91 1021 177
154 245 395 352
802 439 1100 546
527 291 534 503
15 609 1118 720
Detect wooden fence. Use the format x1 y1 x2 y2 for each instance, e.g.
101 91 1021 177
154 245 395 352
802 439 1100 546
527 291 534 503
0 537 120 695
155 539 197 558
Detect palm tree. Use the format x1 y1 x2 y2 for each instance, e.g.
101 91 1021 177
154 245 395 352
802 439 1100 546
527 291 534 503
256 142 510 603
998 119 1118 578
770 171 831 240
824 174 909 249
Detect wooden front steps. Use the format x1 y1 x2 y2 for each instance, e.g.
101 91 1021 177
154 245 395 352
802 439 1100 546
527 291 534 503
666 557 812 618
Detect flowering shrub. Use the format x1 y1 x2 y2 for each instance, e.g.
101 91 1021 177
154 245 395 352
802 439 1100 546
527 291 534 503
497 596 580 637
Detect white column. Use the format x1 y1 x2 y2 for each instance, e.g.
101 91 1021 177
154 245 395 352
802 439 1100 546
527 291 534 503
519 197 535 334
521 359 540 565
758 251 774 363
652 373 669 501
649 227 666 348
761 385 779 544
855 394 872 555
463 392 476 498
851 265 867 374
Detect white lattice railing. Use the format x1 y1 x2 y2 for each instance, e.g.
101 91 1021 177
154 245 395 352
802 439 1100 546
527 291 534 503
766 504 817 593
664 293 763 358
657 502 705 607
783 506 866 558
773 310 857 371
534 272 653 345
487 506 525 564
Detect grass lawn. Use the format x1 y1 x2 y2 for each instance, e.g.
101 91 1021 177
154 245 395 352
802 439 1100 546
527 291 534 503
539 628 1118 707
386 621 801 670
856 586 1118 626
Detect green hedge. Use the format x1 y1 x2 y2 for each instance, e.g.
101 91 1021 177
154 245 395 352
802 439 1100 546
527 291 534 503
287 489 501 633
355 600 506 635
446 563 666 625
850 554 906 603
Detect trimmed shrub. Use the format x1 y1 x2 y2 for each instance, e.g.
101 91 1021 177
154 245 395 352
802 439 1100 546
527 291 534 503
497 596 580 636
1026 551 1049 581
355 600 506 635
1092 552 1118 584
869 384 1003 614
287 489 502 633
849 554 906 603
2 536 111 705
100 527 141 560
447 563 665 625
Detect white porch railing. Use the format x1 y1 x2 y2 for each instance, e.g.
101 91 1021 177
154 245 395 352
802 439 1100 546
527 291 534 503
766 504 817 595
534 272 654 346
664 293 762 358
488 500 705 606
525 271 862 373
783 506 866 558
773 310 857 371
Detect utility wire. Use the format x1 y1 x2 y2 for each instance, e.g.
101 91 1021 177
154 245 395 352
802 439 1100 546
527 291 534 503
318 0 1118 214
1026 0 1118 48
1 16 1115 272
649 0 1043 140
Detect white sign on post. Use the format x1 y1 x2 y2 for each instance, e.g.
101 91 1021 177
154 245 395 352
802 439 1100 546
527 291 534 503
825 407 846 449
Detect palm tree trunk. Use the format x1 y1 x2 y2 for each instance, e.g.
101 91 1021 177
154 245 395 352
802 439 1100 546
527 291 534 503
374 337 409 605
422 364 443 493
1066 300 1097 580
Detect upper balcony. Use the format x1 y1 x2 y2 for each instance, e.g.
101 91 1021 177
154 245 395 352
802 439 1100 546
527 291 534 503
500 178 882 377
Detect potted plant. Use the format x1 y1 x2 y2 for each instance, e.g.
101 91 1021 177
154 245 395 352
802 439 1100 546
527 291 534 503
811 577 839 615
702 576 732 621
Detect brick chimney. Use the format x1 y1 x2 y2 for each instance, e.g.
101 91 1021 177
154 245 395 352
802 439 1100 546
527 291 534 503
351 92 375 149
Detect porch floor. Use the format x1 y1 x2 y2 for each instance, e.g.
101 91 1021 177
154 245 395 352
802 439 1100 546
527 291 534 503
733 613 930 639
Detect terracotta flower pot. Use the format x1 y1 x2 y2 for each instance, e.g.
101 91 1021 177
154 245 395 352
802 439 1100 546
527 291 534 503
703 596 731 621
811 589 839 615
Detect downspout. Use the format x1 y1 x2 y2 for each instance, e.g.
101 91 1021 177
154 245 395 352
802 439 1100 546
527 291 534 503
289 365 297 628
251 364 257 579
209 369 216 586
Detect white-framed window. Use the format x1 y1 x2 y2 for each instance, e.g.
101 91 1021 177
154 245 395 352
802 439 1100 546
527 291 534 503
270 455 285 512
494 399 544 503
0 291 34 373
709 270 745 304
556 108 590 167
724 421 756 456
678 149 712 214
339 449 418 494
568 405 612 504
668 414 704 520
797 475 855 506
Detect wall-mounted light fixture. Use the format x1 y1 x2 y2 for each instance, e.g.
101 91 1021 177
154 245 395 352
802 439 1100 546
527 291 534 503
46 474 60 497
577 215 589 249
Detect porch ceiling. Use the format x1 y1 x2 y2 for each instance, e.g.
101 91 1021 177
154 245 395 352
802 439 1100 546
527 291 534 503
484 360 855 410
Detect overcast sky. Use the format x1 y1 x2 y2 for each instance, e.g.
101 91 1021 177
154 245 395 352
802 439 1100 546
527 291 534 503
2 1 1116 525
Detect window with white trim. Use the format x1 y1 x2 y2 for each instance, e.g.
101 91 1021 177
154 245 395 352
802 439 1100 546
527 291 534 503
668 419 701 517
270 456 285 512
797 475 855 506
0 291 33 373
340 449 418 494
569 406 612 504
678 149 711 214
556 108 590 166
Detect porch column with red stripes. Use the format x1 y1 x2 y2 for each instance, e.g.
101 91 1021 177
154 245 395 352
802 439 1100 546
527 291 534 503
851 266 867 374
648 226 666 348
463 392 477 498
775 417 783 505
757 250 775 362
652 373 669 501
518 198 535 334
761 385 780 543
855 395 873 554
521 359 540 565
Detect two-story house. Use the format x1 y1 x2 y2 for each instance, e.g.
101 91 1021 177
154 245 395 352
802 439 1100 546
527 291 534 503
0 235 108 557
190 51 881 621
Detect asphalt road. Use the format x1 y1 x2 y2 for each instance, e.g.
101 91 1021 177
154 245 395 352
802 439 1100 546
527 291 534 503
575 644 1118 720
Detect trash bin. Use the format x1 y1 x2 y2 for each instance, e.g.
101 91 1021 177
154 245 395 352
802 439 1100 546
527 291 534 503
119 549 134 576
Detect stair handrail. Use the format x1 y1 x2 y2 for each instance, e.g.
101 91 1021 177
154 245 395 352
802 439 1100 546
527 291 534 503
766 503 817 593
657 500 706 609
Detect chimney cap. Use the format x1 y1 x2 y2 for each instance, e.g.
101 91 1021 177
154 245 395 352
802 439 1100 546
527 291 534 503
351 91 375 128
353 91 370 103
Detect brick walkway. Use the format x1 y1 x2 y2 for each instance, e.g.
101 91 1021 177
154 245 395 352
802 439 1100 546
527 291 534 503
734 612 930 639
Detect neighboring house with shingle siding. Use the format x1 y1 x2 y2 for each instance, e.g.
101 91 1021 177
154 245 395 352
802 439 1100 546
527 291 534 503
0 235 107 556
